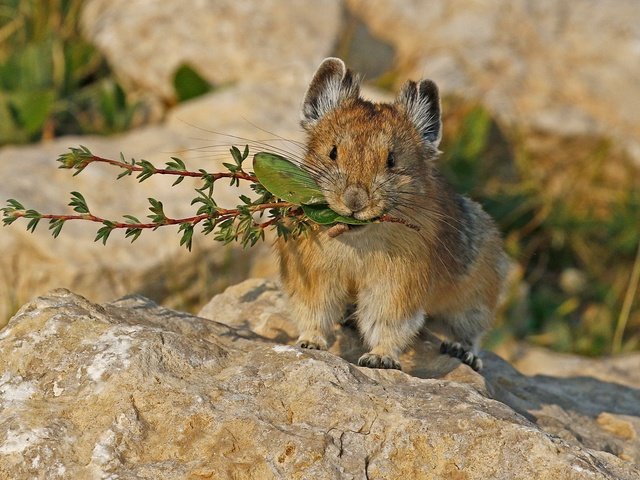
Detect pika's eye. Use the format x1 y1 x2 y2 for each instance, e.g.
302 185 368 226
329 145 338 161
387 151 395 169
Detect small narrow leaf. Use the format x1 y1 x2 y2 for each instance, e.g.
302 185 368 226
230 146 243 166
123 215 141 224
48 218 65 238
95 221 115 245
172 176 185 186
178 223 194 251
5 199 25 210
302 204 370 225
117 169 132 180
125 227 142 243
69 191 89 214
26 217 41 233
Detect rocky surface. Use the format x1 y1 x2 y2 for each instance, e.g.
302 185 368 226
1 280 638 479
80 0 640 164
346 0 640 164
81 0 342 103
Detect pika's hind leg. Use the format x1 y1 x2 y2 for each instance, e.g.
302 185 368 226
433 308 491 371
291 281 350 351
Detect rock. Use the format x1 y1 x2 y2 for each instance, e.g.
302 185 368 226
201 279 640 466
1 282 637 478
81 0 342 102
346 0 640 165
510 343 640 390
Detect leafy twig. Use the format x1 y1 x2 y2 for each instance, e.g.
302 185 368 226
2 144 419 250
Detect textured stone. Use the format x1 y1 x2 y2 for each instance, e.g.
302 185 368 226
201 279 640 466
346 0 640 164
81 0 342 102
1 285 638 478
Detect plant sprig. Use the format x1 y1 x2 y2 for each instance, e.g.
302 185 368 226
2 145 419 250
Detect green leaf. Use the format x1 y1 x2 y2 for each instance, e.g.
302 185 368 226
136 159 155 182
48 218 65 238
123 215 141 224
252 152 325 205
26 217 41 233
125 227 142 243
301 204 371 225
172 176 185 186
5 199 25 211
0 89 56 140
173 64 212 102
178 223 194 251
147 198 166 223
69 191 89 214
95 221 115 245
230 146 243 166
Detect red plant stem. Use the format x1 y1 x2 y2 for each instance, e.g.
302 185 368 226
9 204 418 232
377 214 420 231
84 155 258 182
12 202 295 229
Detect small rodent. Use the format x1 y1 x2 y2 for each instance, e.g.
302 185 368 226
277 58 508 371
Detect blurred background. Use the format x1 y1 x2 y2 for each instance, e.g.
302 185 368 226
1 0 638 358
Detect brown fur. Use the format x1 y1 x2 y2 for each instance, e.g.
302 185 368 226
279 58 508 370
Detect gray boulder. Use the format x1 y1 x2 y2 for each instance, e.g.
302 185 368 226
0 280 638 479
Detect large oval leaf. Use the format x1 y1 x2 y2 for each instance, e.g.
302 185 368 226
253 152 326 205
302 204 371 225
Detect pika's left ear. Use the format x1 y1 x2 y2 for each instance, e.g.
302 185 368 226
395 79 442 147
301 58 360 130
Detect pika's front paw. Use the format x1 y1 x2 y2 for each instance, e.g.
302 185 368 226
357 353 401 370
295 336 328 350
440 341 483 371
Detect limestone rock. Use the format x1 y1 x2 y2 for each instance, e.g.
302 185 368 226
1 282 636 478
201 279 640 467
81 0 342 102
346 0 640 164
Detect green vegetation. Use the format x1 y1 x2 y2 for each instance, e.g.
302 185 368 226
2 147 416 250
173 64 213 103
440 102 640 356
0 0 140 144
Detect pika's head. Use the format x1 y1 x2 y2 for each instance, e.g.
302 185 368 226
300 58 441 222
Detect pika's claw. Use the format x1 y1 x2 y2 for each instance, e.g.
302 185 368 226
357 353 401 370
440 341 483 371
296 339 326 350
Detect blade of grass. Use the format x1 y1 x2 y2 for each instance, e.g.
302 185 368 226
612 240 640 353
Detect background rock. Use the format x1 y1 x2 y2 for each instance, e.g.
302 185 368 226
345 0 640 165
81 0 342 103
1 284 639 479
201 279 640 465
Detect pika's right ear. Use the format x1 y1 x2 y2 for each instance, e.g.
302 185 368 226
396 79 442 147
301 58 360 129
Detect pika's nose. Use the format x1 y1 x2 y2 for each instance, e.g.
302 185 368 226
342 185 369 213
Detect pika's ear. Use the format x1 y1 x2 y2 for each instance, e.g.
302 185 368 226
301 58 360 129
395 79 442 147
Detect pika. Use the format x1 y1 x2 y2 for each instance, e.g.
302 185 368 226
277 58 508 371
